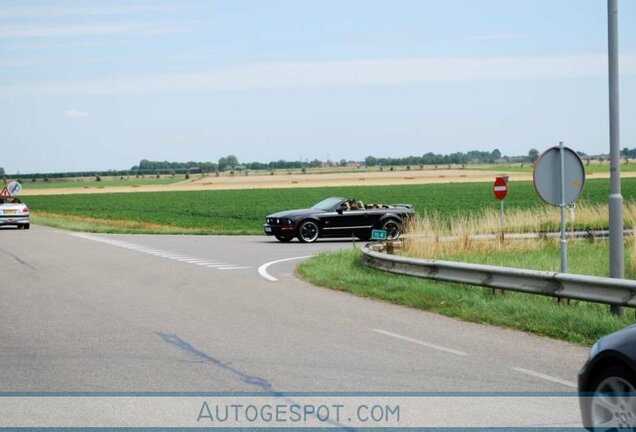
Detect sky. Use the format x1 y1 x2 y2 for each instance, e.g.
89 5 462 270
1 0 635 173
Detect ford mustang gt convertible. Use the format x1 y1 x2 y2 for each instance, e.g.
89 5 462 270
263 197 414 243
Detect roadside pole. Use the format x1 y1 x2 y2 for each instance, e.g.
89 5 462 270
492 176 508 297
608 0 624 316
559 141 567 273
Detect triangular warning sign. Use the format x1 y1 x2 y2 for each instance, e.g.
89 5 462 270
0 187 13 199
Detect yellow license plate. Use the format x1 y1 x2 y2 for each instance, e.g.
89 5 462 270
3 210 16 214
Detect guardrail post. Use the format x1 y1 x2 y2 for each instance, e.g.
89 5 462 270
385 241 395 255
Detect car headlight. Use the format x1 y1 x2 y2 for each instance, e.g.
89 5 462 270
285 219 293 225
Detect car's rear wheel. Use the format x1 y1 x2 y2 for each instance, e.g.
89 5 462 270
382 219 401 240
275 234 293 242
297 220 319 243
24 224 30 230
589 366 636 430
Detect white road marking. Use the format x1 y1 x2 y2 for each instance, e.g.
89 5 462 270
257 256 311 281
373 329 469 356
511 367 577 388
69 233 248 273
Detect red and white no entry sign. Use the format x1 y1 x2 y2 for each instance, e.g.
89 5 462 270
493 177 508 200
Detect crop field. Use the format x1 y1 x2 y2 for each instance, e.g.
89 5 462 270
15 160 636 195
20 177 184 189
25 177 636 234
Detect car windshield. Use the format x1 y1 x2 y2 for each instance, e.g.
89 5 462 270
312 197 344 212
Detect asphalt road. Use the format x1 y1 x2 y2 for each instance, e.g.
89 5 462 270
0 225 589 394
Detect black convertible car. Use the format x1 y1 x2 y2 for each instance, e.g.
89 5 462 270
263 197 414 243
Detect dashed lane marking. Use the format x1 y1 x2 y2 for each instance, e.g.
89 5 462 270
70 233 248 272
373 329 469 356
511 367 577 388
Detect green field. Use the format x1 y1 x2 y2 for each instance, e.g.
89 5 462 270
26 178 636 234
21 177 185 189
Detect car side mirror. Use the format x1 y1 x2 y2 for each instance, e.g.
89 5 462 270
336 204 346 214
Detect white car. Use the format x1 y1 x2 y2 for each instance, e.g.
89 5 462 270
0 200 30 229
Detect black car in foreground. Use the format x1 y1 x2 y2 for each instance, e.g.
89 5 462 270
264 197 414 243
579 324 636 430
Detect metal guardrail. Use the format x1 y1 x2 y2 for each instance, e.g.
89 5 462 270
402 229 633 242
361 243 636 307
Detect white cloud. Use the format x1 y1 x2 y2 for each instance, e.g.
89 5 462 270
64 109 90 118
4 53 636 96
0 22 184 39
466 33 529 41
0 4 199 18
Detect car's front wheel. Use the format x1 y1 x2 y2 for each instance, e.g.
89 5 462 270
589 366 636 430
382 219 401 240
297 220 319 243
275 234 293 242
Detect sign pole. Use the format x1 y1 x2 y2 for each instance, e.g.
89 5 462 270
534 144 585 298
608 0 624 316
493 176 508 230
559 141 567 273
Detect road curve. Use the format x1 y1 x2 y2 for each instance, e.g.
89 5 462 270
0 225 588 393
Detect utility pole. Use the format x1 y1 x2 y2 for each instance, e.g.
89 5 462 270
608 0 624 316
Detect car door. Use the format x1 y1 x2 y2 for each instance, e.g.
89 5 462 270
322 207 371 236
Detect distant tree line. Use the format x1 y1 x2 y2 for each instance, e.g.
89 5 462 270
5 146 620 179
364 148 534 167
132 159 211 173
623 148 636 159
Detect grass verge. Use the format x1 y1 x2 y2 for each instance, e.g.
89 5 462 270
31 212 255 235
297 246 636 346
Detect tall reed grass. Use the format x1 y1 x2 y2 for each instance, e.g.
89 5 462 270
403 202 636 274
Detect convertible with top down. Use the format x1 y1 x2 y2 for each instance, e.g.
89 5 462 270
263 197 414 243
